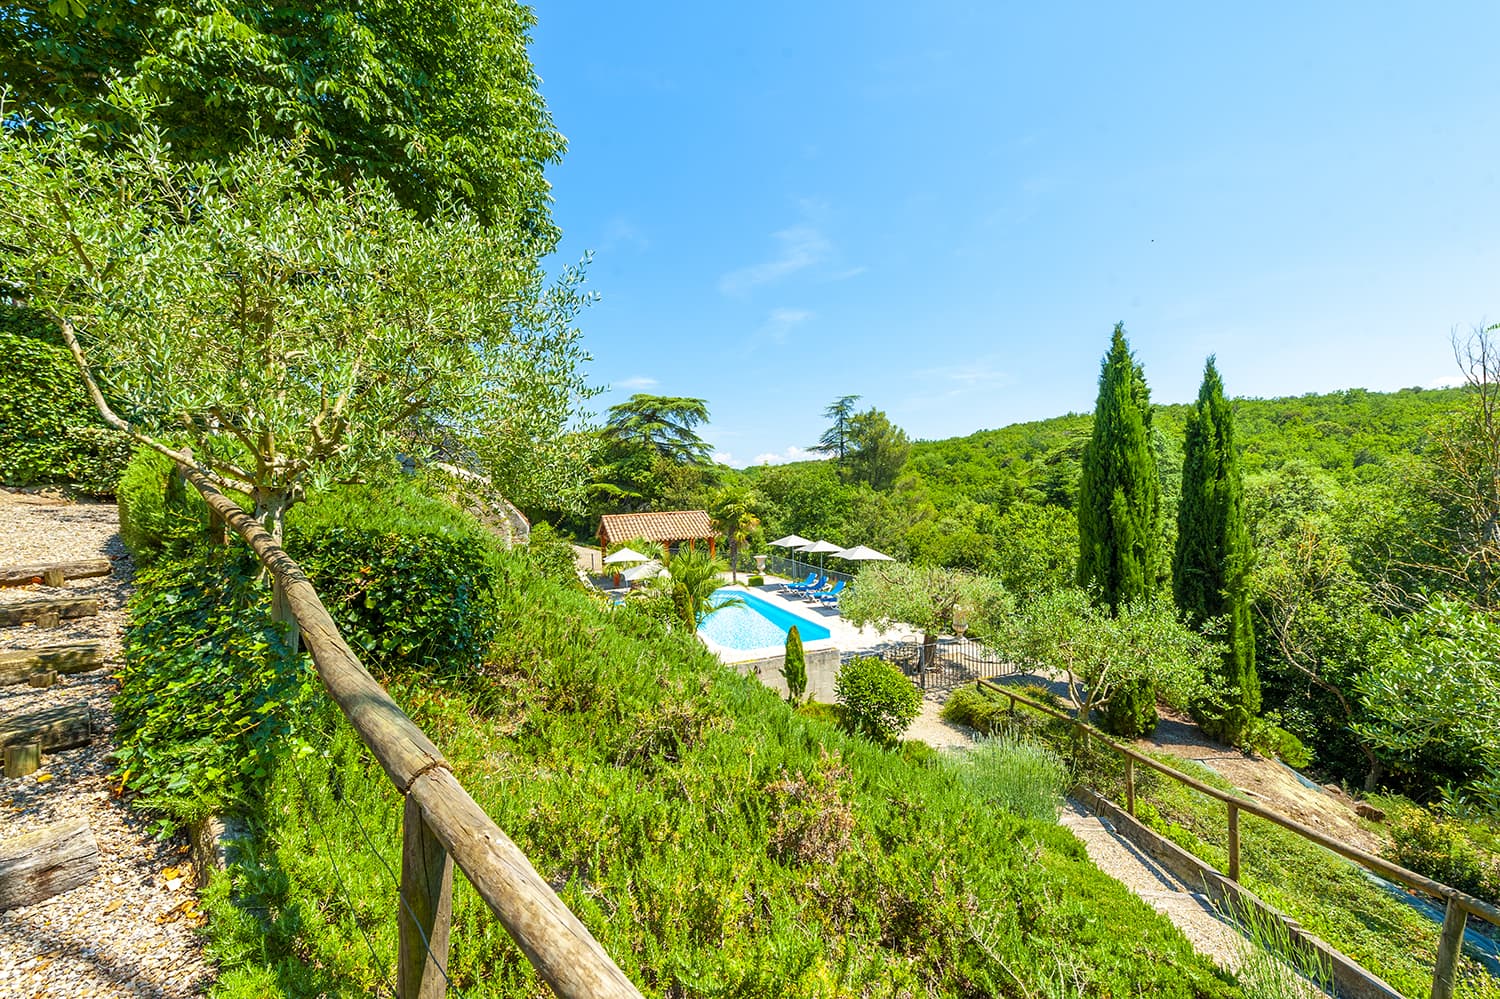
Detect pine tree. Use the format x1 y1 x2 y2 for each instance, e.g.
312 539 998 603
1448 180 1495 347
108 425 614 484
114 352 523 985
1174 358 1259 738
1077 324 1162 737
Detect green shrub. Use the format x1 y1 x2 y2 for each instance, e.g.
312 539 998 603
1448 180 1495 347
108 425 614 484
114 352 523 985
794 699 845 729
286 479 504 675
747 574 765 587
782 624 807 703
519 520 580 587
900 739 941 768
953 733 1068 823
671 582 694 629
1193 698 1253 747
1386 808 1500 903
1099 678 1159 738
0 308 129 494
941 686 1008 734
1242 717 1313 769
116 448 215 565
114 549 308 830
836 655 922 745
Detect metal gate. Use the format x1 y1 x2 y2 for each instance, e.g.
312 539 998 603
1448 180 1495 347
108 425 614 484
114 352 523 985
848 636 1014 690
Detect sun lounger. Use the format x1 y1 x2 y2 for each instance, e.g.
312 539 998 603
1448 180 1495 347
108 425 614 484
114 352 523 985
784 572 818 591
815 580 845 605
791 573 825 594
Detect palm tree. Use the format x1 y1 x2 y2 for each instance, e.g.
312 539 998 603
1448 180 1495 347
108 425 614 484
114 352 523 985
710 486 762 583
666 545 741 622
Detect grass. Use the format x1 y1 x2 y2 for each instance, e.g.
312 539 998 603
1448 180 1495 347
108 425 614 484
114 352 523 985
198 550 1242 998
1069 746 1500 999
1219 899 1334 999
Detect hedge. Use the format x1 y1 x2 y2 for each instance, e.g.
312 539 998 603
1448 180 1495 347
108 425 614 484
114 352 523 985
0 306 129 494
286 478 506 676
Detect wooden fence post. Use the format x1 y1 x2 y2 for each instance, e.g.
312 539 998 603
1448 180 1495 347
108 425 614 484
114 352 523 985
399 795 454 999
1124 755 1135 816
1227 802 1240 883
1431 895 1469 999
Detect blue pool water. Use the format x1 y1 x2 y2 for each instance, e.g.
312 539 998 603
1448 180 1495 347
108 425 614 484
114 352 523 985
698 589 831 651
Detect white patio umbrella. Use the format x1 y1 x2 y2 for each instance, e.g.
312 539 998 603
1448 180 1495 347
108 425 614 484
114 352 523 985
603 547 650 565
800 539 845 574
833 545 894 563
622 560 669 582
767 534 813 578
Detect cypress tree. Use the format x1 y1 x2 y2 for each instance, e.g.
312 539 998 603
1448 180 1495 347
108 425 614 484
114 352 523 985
782 625 807 704
1174 357 1259 738
1078 324 1161 736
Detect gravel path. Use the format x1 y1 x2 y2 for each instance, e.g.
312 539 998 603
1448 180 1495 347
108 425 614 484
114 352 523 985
0 489 213 998
904 687 979 750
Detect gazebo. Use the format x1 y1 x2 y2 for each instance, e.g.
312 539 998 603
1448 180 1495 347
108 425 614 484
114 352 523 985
598 510 715 559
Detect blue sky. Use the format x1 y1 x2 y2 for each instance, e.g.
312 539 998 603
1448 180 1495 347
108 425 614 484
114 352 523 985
531 3 1500 466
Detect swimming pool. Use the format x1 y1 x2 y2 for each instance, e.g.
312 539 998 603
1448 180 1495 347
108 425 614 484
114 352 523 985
697 588 831 654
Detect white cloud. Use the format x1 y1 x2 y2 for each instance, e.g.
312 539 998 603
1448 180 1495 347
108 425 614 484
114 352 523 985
758 307 814 345
598 217 650 254
713 451 737 466
615 375 659 390
752 446 822 466
718 224 832 296
899 358 1013 413
1426 374 1466 389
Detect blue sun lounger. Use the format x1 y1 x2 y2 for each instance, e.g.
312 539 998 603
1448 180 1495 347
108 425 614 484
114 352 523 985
785 572 818 591
815 580 846 605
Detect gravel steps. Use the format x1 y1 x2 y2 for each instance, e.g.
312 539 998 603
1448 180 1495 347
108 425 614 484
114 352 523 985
0 489 213 998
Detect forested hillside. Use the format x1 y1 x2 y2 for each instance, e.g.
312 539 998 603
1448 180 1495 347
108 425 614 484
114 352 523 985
907 384 1463 510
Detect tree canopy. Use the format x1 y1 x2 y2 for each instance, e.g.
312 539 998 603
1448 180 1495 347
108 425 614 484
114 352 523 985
0 109 592 540
813 394 862 465
603 394 713 467
846 407 911 491
0 0 565 235
840 562 1011 667
710 485 763 583
1078 324 1161 610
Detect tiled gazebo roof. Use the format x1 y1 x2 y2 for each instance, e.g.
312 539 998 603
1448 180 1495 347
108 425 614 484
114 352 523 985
598 510 714 546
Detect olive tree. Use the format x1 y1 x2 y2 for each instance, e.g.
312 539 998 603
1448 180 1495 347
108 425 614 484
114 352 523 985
0 104 593 544
993 588 1213 731
840 563 1011 670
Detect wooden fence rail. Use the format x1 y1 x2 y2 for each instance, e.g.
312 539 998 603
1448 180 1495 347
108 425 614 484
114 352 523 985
178 465 642 999
976 679 1500 999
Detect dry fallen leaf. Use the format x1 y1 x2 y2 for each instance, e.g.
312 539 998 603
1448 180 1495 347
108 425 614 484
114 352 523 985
33 773 53 784
103 898 123 914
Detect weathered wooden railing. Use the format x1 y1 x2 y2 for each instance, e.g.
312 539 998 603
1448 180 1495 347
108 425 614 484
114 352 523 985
180 466 642 999
976 679 1500 999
